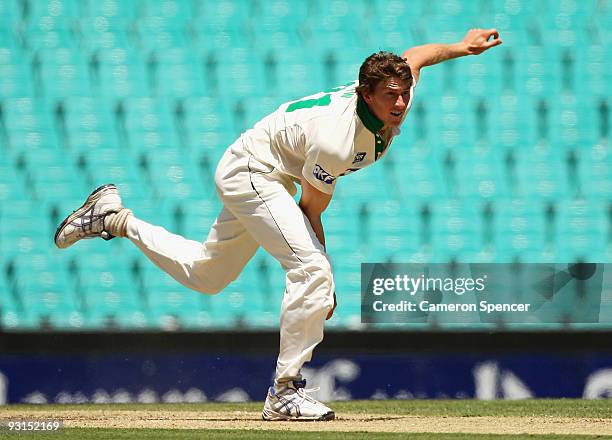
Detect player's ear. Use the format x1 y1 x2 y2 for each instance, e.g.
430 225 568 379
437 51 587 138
361 89 373 105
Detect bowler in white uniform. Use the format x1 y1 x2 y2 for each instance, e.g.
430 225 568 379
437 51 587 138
55 29 502 420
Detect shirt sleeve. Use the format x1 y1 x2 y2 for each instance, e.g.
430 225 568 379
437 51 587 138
301 144 341 195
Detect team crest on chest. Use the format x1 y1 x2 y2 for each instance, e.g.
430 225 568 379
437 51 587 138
352 152 366 164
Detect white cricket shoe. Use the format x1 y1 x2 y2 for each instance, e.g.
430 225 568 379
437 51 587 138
54 184 124 249
262 379 335 421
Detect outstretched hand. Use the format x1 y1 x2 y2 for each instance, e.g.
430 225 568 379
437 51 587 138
463 28 502 55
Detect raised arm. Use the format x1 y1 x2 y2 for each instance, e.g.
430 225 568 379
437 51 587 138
402 28 502 82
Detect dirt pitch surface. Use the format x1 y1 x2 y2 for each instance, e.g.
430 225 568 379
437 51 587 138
3 409 612 435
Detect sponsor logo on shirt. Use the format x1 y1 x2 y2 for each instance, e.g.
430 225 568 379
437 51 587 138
313 165 336 184
352 152 366 164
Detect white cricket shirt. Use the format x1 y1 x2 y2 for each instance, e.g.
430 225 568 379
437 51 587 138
240 80 416 195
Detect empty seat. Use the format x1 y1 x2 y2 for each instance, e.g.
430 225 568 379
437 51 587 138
0 0 607 330
96 48 149 97
0 54 34 98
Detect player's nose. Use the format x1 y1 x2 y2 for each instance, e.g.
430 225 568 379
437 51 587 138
394 95 407 109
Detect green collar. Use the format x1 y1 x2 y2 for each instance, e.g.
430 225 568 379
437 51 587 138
357 95 384 134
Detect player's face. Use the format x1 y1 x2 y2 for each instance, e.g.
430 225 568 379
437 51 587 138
362 77 412 129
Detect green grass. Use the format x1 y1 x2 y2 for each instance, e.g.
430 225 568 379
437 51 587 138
0 429 604 440
3 400 611 439
7 399 612 418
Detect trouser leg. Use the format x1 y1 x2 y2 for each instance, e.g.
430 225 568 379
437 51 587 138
126 206 259 294
215 147 336 382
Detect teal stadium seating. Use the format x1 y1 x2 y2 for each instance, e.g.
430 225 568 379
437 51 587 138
0 0 609 330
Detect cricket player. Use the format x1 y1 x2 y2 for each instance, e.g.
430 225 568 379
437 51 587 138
55 29 501 420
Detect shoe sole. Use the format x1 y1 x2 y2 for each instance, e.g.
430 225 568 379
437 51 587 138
262 410 335 422
54 183 117 249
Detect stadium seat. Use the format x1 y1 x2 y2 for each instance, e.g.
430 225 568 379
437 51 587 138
0 53 35 98
0 0 608 330
95 48 149 98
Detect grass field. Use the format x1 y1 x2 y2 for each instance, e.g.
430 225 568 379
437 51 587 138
2 400 611 439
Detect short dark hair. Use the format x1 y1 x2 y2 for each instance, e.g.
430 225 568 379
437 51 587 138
356 51 413 96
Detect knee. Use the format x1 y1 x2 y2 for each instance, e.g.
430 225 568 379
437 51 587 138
317 262 334 292
294 254 335 295
311 254 333 281
303 259 335 314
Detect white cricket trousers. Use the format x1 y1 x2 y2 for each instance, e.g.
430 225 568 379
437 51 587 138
126 139 336 383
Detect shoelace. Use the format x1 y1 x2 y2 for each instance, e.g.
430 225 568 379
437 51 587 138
295 386 322 406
